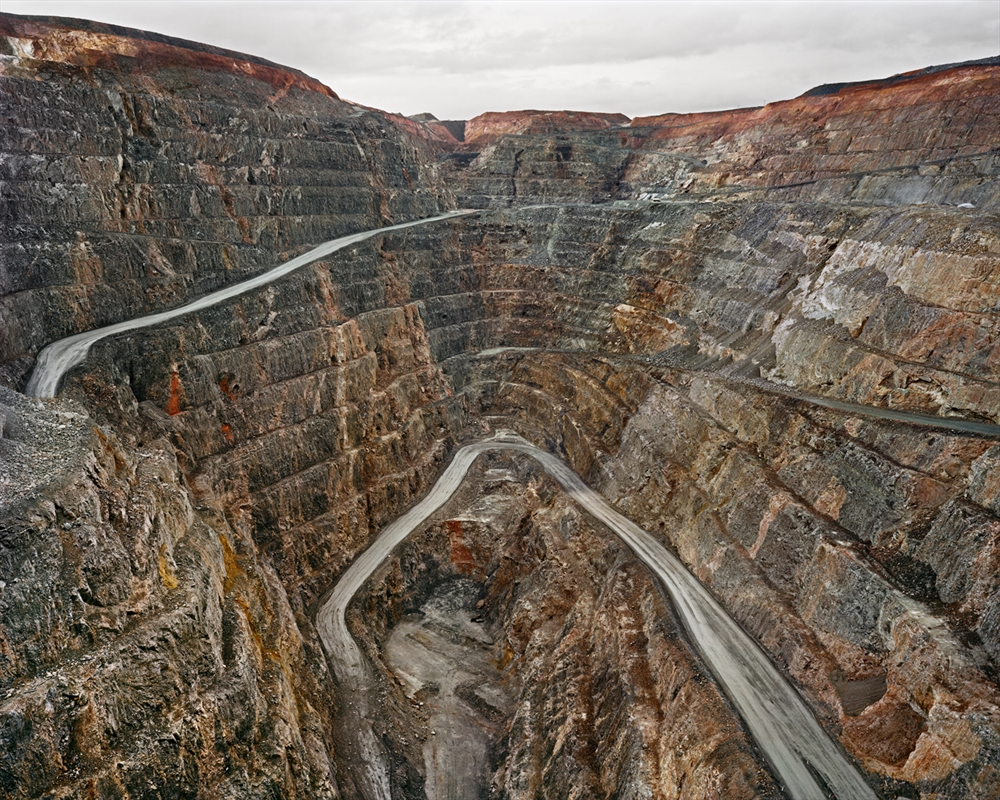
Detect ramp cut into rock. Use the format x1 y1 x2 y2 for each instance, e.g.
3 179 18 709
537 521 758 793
24 211 477 398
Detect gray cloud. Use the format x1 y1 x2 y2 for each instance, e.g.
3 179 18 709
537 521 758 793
4 1 997 118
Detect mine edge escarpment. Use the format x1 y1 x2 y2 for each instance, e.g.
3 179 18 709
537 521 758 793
2 12 1000 800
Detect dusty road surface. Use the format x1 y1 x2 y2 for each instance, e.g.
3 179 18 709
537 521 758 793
24 210 477 398
316 431 877 800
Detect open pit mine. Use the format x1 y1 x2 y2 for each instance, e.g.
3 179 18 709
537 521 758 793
2 13 1000 800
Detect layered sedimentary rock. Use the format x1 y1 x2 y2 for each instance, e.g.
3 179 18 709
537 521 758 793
464 110 631 143
347 453 781 799
0 14 458 798
0 14 448 388
2 12 1000 800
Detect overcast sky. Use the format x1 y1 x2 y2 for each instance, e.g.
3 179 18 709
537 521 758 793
4 1 998 119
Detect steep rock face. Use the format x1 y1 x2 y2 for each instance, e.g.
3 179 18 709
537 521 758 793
0 388 338 798
3 13 1000 800
451 60 1000 210
597 378 1000 796
464 110 630 144
0 14 448 386
83 221 481 608
631 60 1000 208
0 15 459 799
427 200 1000 425
455 130 636 207
347 453 781 800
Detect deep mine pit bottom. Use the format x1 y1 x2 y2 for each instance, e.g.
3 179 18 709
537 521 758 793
383 576 508 800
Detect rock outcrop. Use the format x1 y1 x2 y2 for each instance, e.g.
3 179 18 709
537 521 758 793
464 110 631 144
0 13 448 387
2 13 999 799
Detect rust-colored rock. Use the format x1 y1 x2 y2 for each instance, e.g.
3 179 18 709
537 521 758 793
0 14 340 98
464 109 630 144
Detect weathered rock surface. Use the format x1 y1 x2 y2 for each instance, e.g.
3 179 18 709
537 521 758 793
348 453 781 800
0 388 338 798
2 12 1000 800
0 14 449 387
464 110 631 144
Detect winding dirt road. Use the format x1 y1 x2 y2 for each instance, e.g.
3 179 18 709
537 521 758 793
24 210 477 398
316 431 878 800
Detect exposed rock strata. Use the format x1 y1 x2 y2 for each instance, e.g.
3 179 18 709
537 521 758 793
347 453 781 800
0 387 338 798
464 110 631 144
0 13 448 387
2 13 1000 800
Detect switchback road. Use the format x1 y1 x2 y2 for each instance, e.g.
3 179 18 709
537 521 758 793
316 431 877 800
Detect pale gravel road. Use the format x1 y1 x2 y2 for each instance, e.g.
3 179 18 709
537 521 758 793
316 431 878 800
24 210 477 398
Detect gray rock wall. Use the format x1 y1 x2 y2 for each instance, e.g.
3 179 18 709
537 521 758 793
3 13 1000 799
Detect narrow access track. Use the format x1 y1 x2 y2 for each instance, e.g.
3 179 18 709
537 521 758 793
459 346 1000 439
316 431 878 800
24 210 477 398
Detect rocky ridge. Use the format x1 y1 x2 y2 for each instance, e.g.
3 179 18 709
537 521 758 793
2 13 1000 800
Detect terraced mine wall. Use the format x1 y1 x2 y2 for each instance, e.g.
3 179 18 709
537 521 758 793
2 14 999 800
346 452 782 799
